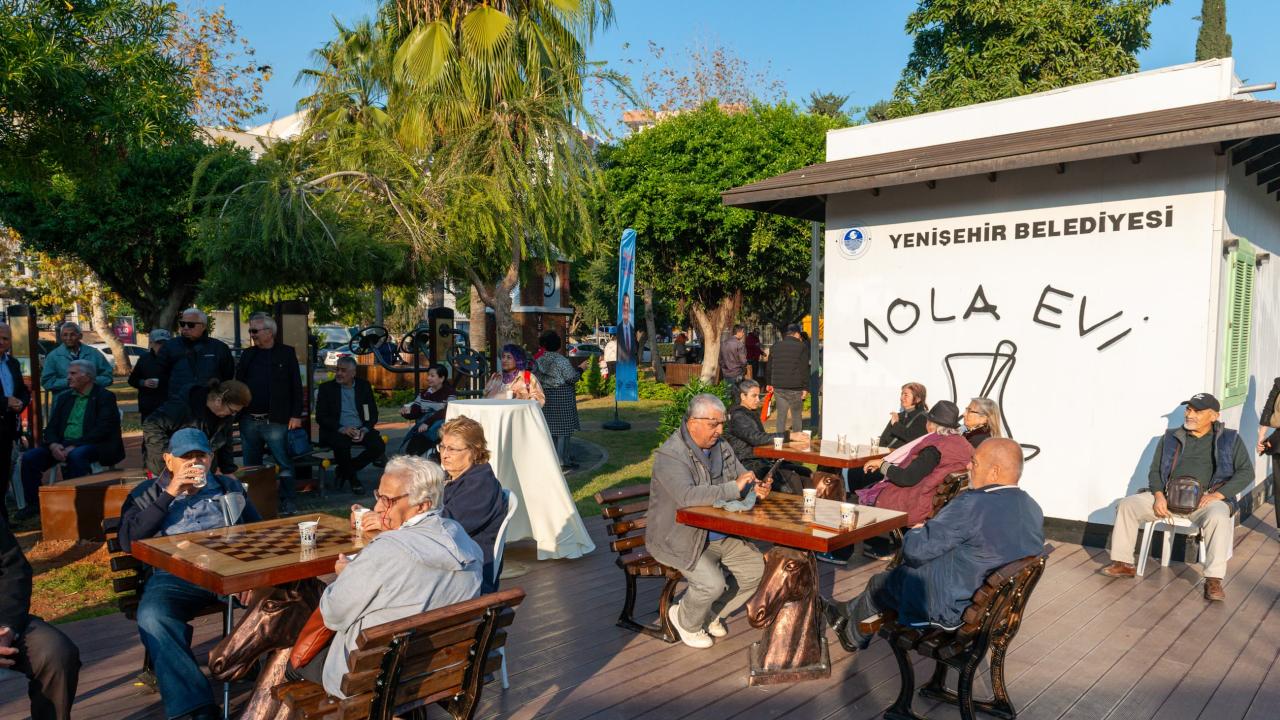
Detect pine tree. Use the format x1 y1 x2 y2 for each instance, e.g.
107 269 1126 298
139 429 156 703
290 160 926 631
1195 0 1232 60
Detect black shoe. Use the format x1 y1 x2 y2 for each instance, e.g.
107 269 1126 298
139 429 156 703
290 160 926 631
862 536 898 561
279 500 298 517
16 505 38 521
819 597 860 653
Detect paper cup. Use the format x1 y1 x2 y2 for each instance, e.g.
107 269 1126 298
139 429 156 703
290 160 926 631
802 488 817 509
505 390 515 399
772 437 784 450
353 507 370 532
802 430 813 445
190 464 207 489
298 521 318 546
840 502 857 528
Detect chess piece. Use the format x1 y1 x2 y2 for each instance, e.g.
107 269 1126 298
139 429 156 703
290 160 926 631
746 546 828 683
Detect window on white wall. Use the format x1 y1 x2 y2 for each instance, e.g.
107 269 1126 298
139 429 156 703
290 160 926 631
1220 237 1256 408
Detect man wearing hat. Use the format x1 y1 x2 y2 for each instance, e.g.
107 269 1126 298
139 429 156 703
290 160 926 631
1100 393 1253 602
128 329 172 423
118 428 262 720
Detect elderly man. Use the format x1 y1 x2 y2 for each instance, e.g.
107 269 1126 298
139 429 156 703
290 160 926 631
119 428 261 720
235 313 303 514
823 438 1044 651
317 357 383 493
1100 393 1253 602
719 324 748 384
40 322 112 399
649 393 767 649
159 308 234 401
19 360 124 517
1 513 80 720
0 324 31 513
767 324 810 433
287 455 482 698
127 329 171 422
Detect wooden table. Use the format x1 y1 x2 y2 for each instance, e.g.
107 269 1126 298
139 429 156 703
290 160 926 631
133 515 360 719
754 439 888 469
678 493 907 686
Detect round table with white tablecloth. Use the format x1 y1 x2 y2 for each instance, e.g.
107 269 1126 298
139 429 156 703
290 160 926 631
445 399 595 560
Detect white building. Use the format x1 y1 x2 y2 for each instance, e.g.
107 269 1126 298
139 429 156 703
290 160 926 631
725 59 1280 543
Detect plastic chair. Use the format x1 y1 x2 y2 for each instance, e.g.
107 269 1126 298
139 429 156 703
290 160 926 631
1135 515 1232 576
490 488 519 689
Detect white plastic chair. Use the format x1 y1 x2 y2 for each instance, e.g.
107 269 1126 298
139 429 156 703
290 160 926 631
490 488 519 689
1135 515 1232 576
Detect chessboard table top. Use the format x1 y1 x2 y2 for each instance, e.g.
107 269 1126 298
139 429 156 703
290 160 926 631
677 493 908 553
132 514 362 594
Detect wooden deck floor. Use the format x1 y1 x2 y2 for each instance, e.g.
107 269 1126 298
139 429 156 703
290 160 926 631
4 505 1279 720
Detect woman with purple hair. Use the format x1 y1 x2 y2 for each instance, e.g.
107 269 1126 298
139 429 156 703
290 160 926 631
483 343 545 406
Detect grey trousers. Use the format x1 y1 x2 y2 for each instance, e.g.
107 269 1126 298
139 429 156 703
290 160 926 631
1109 492 1233 578
774 389 805 433
676 537 764 631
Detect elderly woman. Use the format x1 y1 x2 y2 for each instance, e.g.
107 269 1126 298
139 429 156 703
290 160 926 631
877 382 929 449
359 416 507 592
296 456 482 699
484 344 545 406
724 379 810 492
141 378 250 477
532 331 581 468
962 397 1004 448
401 363 455 457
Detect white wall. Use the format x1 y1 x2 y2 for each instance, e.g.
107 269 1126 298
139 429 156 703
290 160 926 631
827 59 1235 161
822 146 1221 524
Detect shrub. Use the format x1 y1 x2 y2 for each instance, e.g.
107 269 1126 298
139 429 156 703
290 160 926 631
659 378 734 438
577 359 609 398
385 388 418 407
638 377 676 401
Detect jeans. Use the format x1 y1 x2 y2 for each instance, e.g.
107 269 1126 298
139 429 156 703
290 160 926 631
21 445 99 504
135 570 221 717
840 571 893 650
240 417 295 502
12 617 80 720
676 537 764 631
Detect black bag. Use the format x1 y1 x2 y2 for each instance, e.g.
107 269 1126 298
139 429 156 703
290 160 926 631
1164 476 1204 515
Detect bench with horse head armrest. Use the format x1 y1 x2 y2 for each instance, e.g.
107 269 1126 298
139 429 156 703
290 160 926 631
594 483 682 643
271 587 525 720
879 548 1050 720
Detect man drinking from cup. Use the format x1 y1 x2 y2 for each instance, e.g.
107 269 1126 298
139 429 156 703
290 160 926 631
118 428 261 720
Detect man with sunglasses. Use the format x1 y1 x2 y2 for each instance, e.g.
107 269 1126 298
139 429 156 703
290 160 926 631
647 393 767 649
158 308 234 402
235 313 304 514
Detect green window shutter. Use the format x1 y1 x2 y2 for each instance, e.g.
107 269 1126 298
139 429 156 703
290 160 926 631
1220 238 1255 408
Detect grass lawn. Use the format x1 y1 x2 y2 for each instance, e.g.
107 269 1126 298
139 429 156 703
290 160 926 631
569 395 670 517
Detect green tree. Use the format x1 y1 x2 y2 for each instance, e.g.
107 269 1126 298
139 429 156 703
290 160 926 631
887 0 1169 118
602 102 838 381
806 91 850 121
1195 0 1232 60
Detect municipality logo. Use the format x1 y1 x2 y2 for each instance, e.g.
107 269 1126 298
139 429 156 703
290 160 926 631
839 227 870 259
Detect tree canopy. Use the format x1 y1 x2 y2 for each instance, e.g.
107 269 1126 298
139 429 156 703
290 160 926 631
1195 0 1232 60
887 0 1169 118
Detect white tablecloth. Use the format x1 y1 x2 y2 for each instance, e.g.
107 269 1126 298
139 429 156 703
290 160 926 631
445 399 595 560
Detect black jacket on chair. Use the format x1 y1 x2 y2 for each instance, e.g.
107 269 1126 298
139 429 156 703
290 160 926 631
43 385 125 466
234 343 303 424
316 378 378 436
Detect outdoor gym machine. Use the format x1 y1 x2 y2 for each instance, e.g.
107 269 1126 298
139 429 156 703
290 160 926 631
347 308 490 397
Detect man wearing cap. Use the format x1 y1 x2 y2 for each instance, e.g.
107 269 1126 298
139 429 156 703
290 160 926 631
1100 393 1253 602
767 324 810 433
118 428 262 720
128 329 171 422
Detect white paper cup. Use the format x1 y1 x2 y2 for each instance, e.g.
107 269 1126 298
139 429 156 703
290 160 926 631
505 390 515 399
802 488 817 509
773 437 784 450
298 521 318 546
840 502 857 528
189 464 207 488
353 507 370 532
802 430 813 445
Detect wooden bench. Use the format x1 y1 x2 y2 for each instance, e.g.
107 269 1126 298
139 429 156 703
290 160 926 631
39 469 148 541
271 588 526 720
884 471 971 568
594 484 682 643
879 552 1049 720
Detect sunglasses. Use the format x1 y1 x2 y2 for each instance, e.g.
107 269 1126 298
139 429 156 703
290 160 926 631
178 321 202 329
248 328 260 334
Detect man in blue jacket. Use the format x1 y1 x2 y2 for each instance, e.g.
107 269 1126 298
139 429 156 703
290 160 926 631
823 438 1044 652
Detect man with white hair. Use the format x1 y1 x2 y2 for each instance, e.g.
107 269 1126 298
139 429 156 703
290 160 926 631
158 308 234 401
285 455 483 698
40 322 112 399
647 393 767 649
235 313 303 514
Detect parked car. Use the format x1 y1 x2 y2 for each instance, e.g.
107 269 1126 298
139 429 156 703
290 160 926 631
566 343 602 370
316 340 350 368
322 344 355 368
89 342 149 363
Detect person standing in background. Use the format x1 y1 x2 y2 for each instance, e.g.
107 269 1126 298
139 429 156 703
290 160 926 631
1259 377 1280 534
0 324 30 519
235 313 303 515
40 323 112 399
128 330 171 422
767 324 810 434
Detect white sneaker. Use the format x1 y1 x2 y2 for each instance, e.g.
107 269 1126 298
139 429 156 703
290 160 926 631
668 604 713 648
706 617 728 638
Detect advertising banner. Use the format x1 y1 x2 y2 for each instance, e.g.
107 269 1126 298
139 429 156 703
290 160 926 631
112 316 136 344
615 229 639 402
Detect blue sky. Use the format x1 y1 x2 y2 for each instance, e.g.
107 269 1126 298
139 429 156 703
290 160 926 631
202 0 1280 131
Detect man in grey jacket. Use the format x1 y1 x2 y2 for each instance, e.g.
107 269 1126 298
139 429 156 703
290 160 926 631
648 394 767 648
288 455 483 698
718 325 748 384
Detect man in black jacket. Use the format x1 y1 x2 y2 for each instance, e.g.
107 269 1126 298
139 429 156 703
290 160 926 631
235 313 303 514
19 361 124 517
0 323 31 514
316 357 383 493
159 308 234 402
767 324 809 433
127 329 171 422
0 514 80 719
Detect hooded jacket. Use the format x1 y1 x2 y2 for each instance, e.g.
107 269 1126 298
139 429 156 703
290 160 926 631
647 425 748 572
318 510 483 698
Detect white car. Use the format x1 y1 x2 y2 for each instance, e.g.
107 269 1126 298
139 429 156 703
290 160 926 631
89 342 149 363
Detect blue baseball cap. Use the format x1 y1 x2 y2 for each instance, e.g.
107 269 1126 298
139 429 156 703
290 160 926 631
168 428 212 456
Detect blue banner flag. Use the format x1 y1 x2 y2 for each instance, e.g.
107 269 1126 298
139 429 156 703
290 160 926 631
614 229 639 402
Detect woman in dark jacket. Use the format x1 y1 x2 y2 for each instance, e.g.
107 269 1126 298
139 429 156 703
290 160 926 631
878 382 929 449
962 397 1003 448
436 416 509 593
724 380 809 493
141 379 250 476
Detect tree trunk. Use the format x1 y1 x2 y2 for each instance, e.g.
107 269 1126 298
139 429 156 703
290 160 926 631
89 276 131 375
428 277 445 311
373 288 385 326
691 292 740 383
150 284 193 332
493 233 522 349
643 283 664 381
468 286 487 353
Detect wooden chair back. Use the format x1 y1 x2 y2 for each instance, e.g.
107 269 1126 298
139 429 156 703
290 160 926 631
931 471 970 516
594 484 662 576
102 515 145 619
953 553 1046 645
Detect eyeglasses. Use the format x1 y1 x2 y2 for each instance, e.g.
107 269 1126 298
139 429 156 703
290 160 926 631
965 408 985 415
374 492 409 506
178 321 202 328
692 417 726 428
438 444 469 454
248 328 260 334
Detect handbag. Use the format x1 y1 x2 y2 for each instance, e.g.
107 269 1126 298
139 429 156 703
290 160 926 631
286 428 313 458
1164 476 1204 515
289 606 336 669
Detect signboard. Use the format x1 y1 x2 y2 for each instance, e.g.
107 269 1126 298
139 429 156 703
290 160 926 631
112 316 136 344
615 229 639 402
